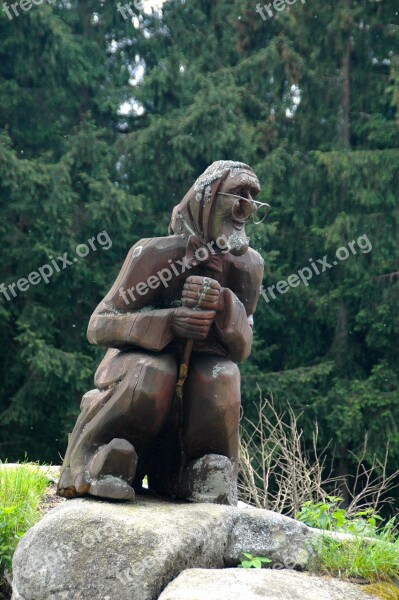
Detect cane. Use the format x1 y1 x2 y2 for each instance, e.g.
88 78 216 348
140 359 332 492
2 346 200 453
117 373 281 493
173 277 212 487
171 339 192 490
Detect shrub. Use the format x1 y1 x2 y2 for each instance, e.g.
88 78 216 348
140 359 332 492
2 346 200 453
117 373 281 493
239 394 399 518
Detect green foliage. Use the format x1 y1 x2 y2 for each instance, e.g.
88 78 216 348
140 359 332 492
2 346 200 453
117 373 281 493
297 499 399 582
297 496 349 531
297 496 383 535
0 463 48 577
238 552 272 569
311 531 399 583
0 0 398 509
0 3 142 460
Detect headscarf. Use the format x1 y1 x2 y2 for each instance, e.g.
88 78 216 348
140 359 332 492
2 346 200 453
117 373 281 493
169 160 260 242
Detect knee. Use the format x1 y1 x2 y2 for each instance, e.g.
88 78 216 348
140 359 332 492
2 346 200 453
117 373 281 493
206 360 240 389
195 358 240 383
213 361 240 386
127 354 177 434
196 360 241 414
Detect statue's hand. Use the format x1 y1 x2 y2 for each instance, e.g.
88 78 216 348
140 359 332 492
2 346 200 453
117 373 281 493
182 276 223 311
171 307 216 341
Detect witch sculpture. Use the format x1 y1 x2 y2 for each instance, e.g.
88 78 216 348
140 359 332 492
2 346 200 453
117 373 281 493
57 161 268 505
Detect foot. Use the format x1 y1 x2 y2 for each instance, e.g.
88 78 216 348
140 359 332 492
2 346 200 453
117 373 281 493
89 438 137 481
57 438 138 501
58 473 135 501
89 476 135 501
177 454 236 505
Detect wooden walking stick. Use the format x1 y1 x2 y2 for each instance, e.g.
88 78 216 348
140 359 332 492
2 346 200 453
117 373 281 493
173 276 212 487
175 338 193 477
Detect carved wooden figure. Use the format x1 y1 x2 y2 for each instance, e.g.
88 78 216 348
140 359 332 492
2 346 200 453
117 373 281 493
57 161 268 505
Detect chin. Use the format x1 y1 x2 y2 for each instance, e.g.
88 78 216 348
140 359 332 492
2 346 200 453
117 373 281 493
226 230 249 256
230 244 249 256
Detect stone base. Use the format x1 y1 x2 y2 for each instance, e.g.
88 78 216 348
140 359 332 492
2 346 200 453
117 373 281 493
159 569 379 600
11 496 365 600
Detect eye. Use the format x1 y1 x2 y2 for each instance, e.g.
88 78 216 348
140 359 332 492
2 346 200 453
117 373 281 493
250 187 259 199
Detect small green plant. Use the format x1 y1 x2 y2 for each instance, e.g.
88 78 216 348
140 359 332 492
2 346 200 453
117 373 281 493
296 496 347 530
238 552 272 568
0 462 49 579
296 496 383 536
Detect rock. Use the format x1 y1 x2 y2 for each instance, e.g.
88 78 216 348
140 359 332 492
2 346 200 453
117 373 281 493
158 568 380 600
11 497 232 600
225 507 314 568
11 496 351 600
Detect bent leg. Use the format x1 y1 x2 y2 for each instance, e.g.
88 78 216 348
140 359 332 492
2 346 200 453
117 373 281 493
175 355 241 505
183 356 241 462
57 349 177 499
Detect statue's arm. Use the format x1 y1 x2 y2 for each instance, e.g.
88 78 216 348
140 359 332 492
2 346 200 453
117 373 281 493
88 306 175 352
214 252 264 363
87 240 176 352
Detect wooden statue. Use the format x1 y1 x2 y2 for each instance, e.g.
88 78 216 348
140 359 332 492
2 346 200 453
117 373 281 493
57 161 268 505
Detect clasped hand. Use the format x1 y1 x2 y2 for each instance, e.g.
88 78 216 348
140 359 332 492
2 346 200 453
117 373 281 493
171 276 223 340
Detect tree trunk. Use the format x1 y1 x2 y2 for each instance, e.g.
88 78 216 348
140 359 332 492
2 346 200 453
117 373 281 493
340 0 352 148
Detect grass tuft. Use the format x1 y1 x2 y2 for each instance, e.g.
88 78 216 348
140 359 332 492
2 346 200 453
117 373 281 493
0 462 49 580
310 533 399 582
362 582 399 600
297 497 399 584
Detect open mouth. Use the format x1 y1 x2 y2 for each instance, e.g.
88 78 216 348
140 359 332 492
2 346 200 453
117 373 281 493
232 219 246 231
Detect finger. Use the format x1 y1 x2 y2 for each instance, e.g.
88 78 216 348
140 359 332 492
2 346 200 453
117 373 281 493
203 293 220 302
182 285 220 297
174 322 210 333
181 310 216 319
175 329 205 340
185 276 220 289
186 319 213 327
189 310 216 321
177 327 210 339
189 331 208 340
175 316 214 328
186 281 220 292
182 289 220 300
184 296 219 307
186 275 213 284
182 296 219 309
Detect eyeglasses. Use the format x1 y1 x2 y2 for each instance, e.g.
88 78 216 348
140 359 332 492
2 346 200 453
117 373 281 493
217 192 271 225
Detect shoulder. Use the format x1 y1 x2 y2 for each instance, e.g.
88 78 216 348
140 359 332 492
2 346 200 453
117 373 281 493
227 247 264 278
245 248 265 274
128 236 186 260
226 248 264 314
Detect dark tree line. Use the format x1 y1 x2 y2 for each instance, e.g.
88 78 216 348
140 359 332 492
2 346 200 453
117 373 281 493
0 0 398 503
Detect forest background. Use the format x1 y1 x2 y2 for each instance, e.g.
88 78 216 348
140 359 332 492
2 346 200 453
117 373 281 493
0 0 398 508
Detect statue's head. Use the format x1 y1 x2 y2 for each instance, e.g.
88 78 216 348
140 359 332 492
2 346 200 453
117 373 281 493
169 161 268 256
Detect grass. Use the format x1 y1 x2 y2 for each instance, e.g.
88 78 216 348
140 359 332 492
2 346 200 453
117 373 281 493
310 531 399 582
0 462 49 580
297 497 399 585
362 583 399 600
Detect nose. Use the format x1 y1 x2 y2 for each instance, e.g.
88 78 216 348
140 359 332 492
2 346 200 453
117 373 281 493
245 190 254 202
